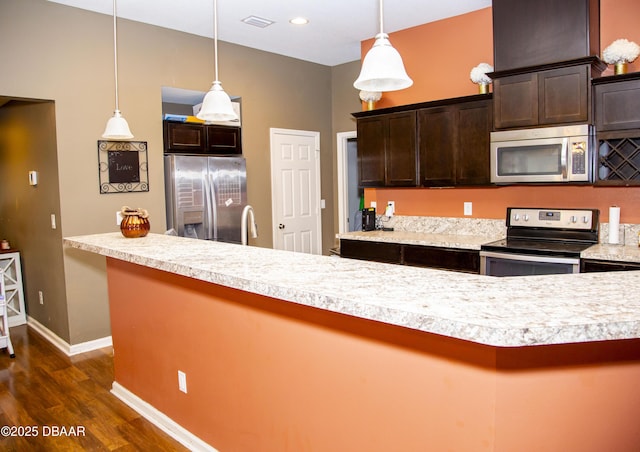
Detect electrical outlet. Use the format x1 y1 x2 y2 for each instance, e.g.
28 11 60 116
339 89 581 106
464 202 473 216
178 370 188 393
39 291 44 305
116 210 123 226
385 201 395 217
370 201 377 209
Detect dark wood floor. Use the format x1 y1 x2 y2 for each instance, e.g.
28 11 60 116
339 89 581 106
0 325 188 451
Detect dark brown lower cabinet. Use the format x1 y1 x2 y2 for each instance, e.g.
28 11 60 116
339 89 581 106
339 239 479 274
339 240 402 264
581 259 640 273
403 245 480 273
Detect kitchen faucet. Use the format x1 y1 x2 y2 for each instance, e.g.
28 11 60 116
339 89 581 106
241 205 258 245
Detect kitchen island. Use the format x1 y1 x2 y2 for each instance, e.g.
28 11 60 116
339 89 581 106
65 233 640 451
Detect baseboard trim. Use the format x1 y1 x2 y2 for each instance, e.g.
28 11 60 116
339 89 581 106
26 316 112 356
111 382 218 452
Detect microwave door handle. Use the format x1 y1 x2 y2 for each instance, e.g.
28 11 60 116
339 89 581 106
560 137 569 179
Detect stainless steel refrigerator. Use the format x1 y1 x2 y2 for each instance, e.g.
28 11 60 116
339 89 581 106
164 155 247 244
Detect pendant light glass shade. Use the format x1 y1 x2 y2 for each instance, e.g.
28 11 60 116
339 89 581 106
103 109 133 139
197 0 238 122
198 81 237 122
102 0 133 140
354 0 412 92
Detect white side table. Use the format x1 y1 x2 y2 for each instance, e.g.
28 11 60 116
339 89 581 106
0 250 26 327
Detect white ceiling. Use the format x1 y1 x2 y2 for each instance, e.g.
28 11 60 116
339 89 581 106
48 0 491 67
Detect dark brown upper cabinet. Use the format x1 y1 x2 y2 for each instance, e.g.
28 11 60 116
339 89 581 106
593 73 640 132
205 124 242 154
419 99 492 186
354 94 492 188
356 111 418 187
164 121 242 155
492 58 606 130
164 122 205 152
492 0 600 72
592 72 640 186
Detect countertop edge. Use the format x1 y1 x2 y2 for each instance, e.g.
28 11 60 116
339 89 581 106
64 233 640 348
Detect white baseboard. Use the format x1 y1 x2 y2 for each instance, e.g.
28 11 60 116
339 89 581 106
111 382 218 452
27 316 112 356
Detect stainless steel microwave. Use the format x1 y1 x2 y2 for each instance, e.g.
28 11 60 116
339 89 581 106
490 124 594 184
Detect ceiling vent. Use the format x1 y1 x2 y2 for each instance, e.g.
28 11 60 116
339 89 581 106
241 16 275 28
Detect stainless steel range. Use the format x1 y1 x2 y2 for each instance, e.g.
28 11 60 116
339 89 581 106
480 207 600 277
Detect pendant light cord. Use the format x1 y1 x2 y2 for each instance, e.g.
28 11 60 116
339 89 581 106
214 0 219 82
112 0 120 111
378 0 384 35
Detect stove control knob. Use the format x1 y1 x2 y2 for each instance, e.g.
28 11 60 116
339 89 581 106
523 214 530 222
513 214 520 222
582 216 589 223
570 215 578 223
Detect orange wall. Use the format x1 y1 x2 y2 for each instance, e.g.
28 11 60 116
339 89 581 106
107 258 640 451
360 1 640 223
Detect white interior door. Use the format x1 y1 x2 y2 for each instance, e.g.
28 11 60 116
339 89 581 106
270 128 322 254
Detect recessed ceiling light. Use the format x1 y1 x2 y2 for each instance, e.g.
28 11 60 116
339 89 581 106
242 16 275 28
289 17 309 25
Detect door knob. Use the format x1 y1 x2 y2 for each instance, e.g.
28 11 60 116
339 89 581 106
278 224 285 229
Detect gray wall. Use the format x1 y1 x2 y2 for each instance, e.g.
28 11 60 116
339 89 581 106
0 0 361 344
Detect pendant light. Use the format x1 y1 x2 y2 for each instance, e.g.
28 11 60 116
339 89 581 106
354 0 413 92
102 0 133 140
197 0 238 122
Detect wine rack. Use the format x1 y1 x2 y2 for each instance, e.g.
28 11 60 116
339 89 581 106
597 135 640 185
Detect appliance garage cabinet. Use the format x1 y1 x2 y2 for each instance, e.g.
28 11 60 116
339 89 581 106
354 94 492 188
592 72 640 185
163 121 242 154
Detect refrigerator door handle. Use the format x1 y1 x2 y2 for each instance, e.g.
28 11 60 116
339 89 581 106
203 170 214 240
208 171 219 241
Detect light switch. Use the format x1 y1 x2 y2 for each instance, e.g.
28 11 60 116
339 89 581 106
28 171 38 186
464 202 472 216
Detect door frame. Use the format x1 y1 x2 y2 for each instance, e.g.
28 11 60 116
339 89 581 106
269 128 322 253
336 131 357 234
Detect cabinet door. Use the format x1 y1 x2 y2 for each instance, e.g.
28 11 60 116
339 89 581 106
539 65 589 125
418 106 456 186
492 0 599 71
403 245 480 273
357 116 386 187
594 78 640 132
493 73 538 129
456 101 492 185
205 125 242 154
164 122 206 152
386 112 418 186
340 240 402 264
581 259 640 272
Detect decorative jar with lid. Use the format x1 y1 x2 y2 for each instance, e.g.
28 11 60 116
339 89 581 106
120 206 150 238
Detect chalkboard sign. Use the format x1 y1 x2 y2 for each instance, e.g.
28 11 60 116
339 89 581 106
98 140 149 193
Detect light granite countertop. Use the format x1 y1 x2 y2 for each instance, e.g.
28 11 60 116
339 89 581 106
582 243 640 263
336 230 501 250
65 233 640 348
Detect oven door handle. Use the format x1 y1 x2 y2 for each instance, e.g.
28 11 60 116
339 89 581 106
560 137 569 179
479 251 579 265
